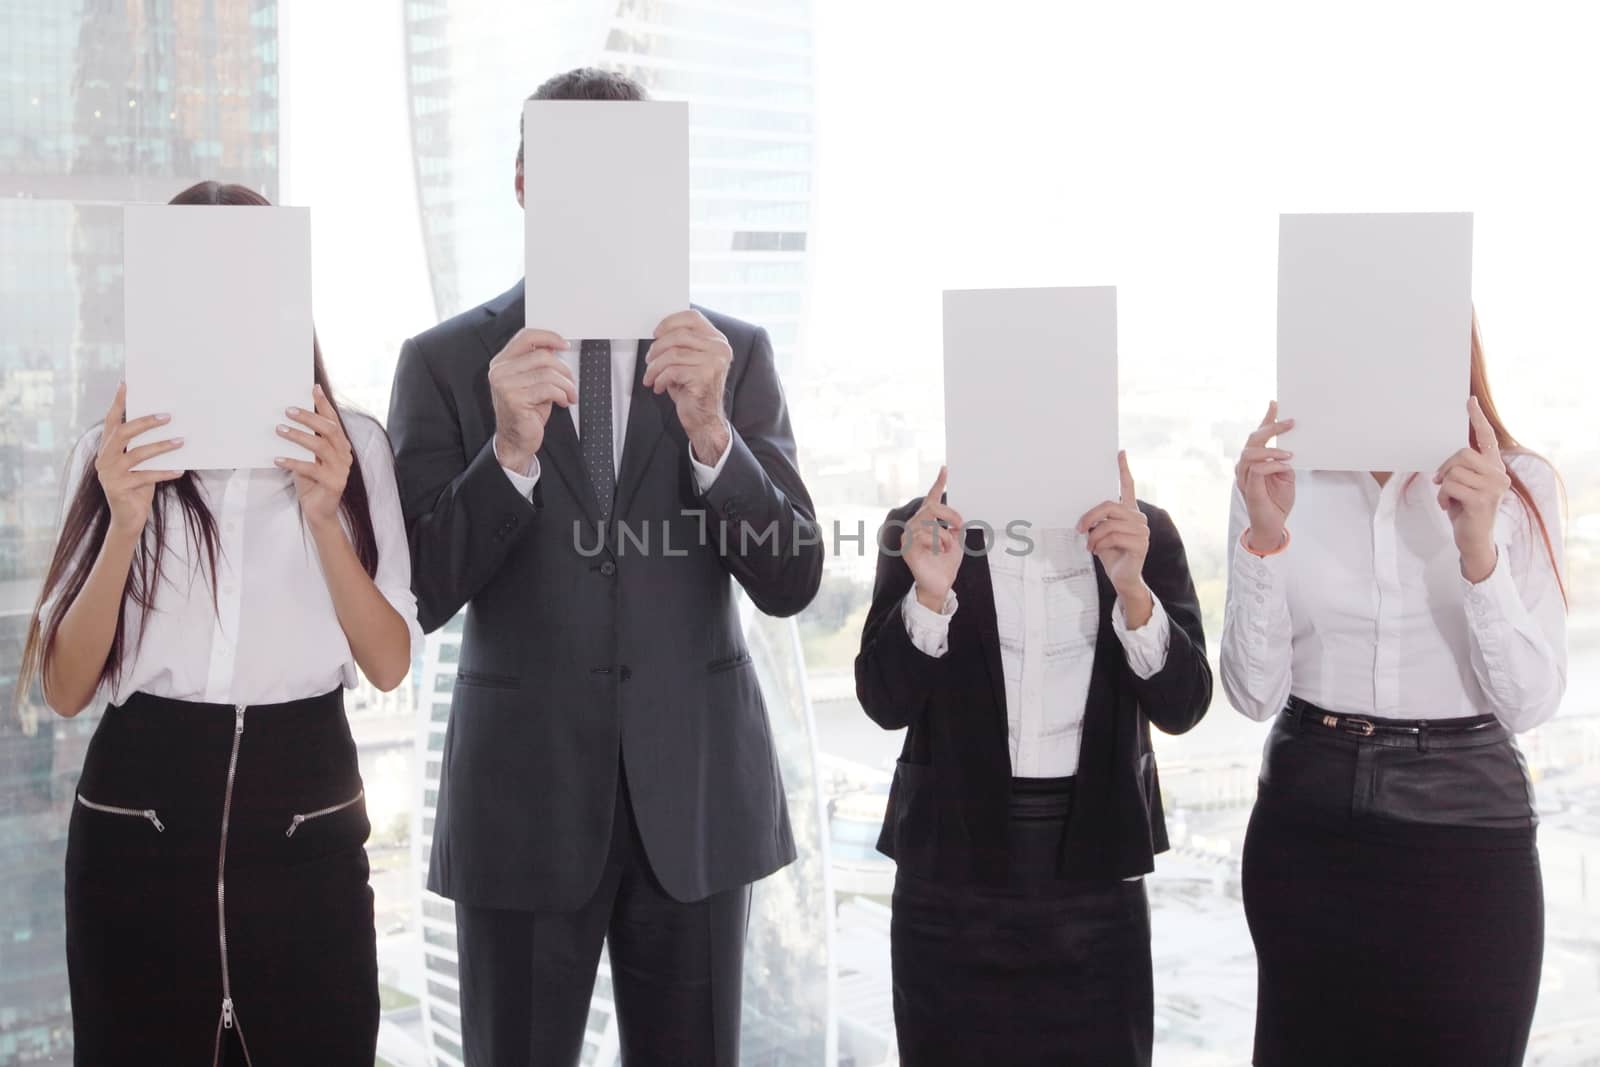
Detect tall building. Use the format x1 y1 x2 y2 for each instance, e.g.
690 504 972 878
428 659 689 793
403 3 831 1064
0 4 280 1061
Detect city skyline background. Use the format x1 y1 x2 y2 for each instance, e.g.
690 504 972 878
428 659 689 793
3 1 1599 1064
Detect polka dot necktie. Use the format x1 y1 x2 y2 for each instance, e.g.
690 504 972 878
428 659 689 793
579 339 616 523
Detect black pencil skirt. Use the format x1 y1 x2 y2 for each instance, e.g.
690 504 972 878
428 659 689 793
1242 705 1544 1067
891 776 1154 1066
65 690 378 1066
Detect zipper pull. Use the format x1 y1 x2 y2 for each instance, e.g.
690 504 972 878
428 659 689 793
234 705 245 734
222 997 234 1029
285 815 305 838
145 811 165 832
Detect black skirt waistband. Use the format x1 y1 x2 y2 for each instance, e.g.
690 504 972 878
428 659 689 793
1283 696 1505 750
1009 775 1075 821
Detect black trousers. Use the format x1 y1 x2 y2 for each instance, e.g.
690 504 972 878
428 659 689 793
454 760 751 1067
65 690 377 1066
891 776 1154 1067
1243 706 1544 1067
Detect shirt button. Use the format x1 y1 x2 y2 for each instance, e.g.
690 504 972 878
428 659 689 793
600 561 617 577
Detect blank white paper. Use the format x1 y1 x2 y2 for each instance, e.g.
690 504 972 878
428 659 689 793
523 100 690 339
124 205 314 470
943 287 1120 533
1277 212 1473 472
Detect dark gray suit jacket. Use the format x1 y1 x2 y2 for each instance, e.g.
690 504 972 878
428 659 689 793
389 281 822 910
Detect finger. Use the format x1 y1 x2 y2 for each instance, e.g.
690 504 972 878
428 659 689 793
276 424 341 465
500 363 582 400
646 364 691 395
523 382 577 409
1468 396 1499 458
507 328 569 355
103 383 128 437
1245 417 1297 449
914 502 963 530
1086 520 1149 549
119 437 186 468
111 412 175 449
1076 501 1140 532
286 406 347 446
1245 459 1294 481
646 328 724 361
1441 470 1490 497
927 465 949 505
1240 447 1294 463
642 350 704 388
1118 450 1136 507
1089 530 1146 555
653 309 710 338
273 457 321 479
1261 400 1278 428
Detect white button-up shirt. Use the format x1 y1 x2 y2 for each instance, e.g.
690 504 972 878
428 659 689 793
902 530 1172 777
46 413 424 707
1219 454 1567 733
496 338 728 494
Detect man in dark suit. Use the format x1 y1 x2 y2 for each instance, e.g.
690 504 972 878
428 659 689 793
387 68 822 1067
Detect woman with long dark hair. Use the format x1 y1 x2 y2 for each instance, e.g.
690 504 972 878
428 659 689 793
1221 318 1566 1066
19 181 421 1066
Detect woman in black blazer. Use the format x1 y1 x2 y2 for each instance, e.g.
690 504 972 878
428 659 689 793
856 457 1212 1066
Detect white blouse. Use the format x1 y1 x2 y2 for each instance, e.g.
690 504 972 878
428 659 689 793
1219 453 1567 733
901 531 1172 777
44 412 424 709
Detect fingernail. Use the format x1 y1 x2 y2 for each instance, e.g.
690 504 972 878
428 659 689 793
274 457 287 467
287 406 301 416
277 424 289 434
173 437 184 445
156 413 171 423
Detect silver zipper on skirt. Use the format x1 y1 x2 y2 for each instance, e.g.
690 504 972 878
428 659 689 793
211 704 256 1067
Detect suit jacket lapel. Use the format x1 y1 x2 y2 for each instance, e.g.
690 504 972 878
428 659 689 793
613 339 668 521
473 282 599 527
955 533 1010 738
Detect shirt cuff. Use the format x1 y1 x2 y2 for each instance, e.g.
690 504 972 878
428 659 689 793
901 587 957 658
1461 545 1518 629
689 419 733 493
1111 585 1172 680
494 437 540 498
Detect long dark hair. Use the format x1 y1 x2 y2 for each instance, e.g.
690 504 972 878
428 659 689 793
18 181 380 703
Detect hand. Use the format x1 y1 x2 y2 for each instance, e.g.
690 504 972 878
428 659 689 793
1434 396 1509 583
902 467 964 613
1235 400 1296 553
274 385 355 530
1078 451 1153 624
642 310 732 464
95 383 184 537
488 328 578 472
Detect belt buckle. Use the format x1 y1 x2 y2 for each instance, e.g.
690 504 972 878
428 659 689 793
1342 717 1376 737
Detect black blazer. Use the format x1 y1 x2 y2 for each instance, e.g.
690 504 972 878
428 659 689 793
388 281 822 910
855 497 1212 885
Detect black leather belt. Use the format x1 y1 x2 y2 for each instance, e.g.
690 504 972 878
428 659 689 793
1285 696 1498 740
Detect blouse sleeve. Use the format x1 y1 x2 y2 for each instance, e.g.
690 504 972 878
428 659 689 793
351 417 426 662
1218 484 1295 721
1461 452 1567 732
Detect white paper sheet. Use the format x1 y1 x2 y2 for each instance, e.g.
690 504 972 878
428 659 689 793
523 100 690 339
943 287 1120 534
1276 212 1474 472
124 205 314 471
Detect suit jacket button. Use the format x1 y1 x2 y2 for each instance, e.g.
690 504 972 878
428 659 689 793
619 666 632 682
600 561 617 577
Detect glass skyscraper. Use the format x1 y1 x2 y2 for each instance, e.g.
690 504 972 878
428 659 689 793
0 3 280 1061
402 2 830 1064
